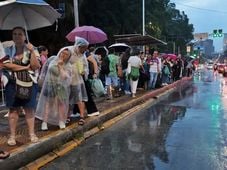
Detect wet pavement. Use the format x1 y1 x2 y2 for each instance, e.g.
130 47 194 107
0 77 192 169
42 74 227 170
0 90 150 152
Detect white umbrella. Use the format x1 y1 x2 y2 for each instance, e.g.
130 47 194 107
0 0 61 40
94 46 109 56
108 43 131 52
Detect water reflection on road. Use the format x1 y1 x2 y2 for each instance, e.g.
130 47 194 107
42 75 227 170
42 104 186 170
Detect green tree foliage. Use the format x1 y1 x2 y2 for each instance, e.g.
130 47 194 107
78 0 194 54
0 0 194 56
79 0 142 42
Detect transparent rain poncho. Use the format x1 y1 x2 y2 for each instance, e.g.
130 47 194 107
35 47 72 125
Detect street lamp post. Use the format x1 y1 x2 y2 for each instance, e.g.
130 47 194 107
142 0 145 36
73 0 79 27
142 0 146 53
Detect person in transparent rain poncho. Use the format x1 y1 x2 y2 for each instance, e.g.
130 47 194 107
36 47 72 130
67 37 89 126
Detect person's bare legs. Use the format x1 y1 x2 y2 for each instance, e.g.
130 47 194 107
7 108 19 145
77 101 85 117
23 107 38 142
77 101 86 125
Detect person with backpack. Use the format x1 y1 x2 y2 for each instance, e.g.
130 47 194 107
105 48 120 100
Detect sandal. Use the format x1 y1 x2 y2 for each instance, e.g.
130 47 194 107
0 150 10 159
30 134 39 143
66 118 71 124
78 118 85 126
7 136 16 146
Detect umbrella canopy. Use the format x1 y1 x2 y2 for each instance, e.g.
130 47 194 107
0 0 61 30
108 43 131 52
94 46 109 57
66 25 107 44
162 54 177 60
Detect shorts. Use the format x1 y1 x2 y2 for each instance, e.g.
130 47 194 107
105 75 118 87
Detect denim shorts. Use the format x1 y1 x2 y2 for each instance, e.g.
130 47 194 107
5 81 38 109
105 75 119 86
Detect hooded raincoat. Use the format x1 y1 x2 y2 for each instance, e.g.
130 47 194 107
36 47 72 125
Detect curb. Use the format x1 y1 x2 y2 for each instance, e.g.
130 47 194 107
0 77 192 170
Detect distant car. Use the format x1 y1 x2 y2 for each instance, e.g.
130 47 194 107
206 62 213 70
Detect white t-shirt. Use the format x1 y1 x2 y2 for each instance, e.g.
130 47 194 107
128 55 142 68
149 58 159 73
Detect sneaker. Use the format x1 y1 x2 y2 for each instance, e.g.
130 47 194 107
30 134 38 143
132 93 136 98
162 83 166 86
88 111 100 117
41 122 48 131
124 91 131 95
59 121 66 129
7 136 16 146
69 113 80 118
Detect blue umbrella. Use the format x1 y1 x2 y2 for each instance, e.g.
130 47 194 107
0 0 61 31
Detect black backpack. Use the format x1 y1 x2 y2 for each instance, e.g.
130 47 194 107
101 56 110 75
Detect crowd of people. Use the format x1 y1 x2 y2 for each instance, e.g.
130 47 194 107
0 26 194 159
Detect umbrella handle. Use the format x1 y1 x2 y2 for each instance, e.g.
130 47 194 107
25 25 29 43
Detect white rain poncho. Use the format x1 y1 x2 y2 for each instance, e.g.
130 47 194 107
66 37 89 104
36 47 72 125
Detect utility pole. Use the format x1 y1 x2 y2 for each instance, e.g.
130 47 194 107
142 0 145 53
73 0 79 27
173 41 176 54
142 0 145 36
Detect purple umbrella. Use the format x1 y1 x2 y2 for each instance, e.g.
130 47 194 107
66 25 107 44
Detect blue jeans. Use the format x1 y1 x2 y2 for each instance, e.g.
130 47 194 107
162 74 169 84
149 72 158 89
121 69 130 92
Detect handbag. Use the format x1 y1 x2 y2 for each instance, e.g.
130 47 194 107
129 66 140 81
163 65 170 75
14 71 33 100
89 78 105 97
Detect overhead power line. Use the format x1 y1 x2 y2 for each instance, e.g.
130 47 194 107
173 2 227 14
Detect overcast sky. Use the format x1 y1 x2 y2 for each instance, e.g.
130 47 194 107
171 0 227 52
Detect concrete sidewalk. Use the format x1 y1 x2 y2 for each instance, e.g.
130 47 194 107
0 77 192 169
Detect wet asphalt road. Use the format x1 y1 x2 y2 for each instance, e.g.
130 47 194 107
42 73 227 170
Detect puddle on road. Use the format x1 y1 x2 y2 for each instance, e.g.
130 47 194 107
43 81 227 170
42 104 187 170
